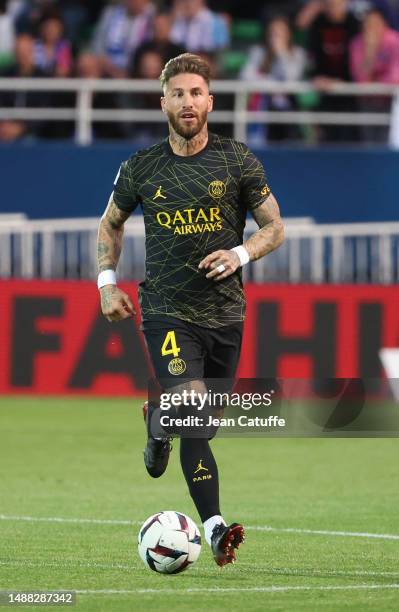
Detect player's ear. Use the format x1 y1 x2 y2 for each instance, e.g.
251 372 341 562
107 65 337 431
161 96 166 113
208 94 213 113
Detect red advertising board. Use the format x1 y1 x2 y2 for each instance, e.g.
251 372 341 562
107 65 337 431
0 281 398 395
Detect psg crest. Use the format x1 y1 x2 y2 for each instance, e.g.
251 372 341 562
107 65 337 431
208 180 226 199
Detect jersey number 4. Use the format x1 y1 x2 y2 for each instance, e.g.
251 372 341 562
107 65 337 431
161 330 181 358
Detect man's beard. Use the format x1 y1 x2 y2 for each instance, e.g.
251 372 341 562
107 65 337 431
167 109 208 140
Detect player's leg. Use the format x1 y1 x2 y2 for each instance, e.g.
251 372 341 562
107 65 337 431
154 375 226 551
154 373 238 566
179 415 241 565
201 321 245 565
142 317 244 565
141 400 171 478
146 367 234 566
143 326 227 557
203 321 243 379
143 318 223 526
141 317 204 478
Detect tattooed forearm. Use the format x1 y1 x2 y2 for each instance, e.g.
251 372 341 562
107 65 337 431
245 220 284 261
244 193 284 261
97 226 123 272
97 196 131 273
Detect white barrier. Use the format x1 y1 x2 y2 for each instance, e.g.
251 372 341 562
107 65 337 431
1 214 398 284
0 78 398 145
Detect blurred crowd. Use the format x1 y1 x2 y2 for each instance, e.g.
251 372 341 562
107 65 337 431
1 0 399 143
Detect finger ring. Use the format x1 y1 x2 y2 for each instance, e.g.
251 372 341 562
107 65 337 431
216 264 225 273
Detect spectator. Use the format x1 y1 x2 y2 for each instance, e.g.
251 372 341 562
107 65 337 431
0 34 46 142
241 16 307 81
16 1 58 35
76 49 101 77
92 0 156 78
194 50 234 137
170 0 230 53
30 9 74 138
295 0 323 48
75 51 125 140
309 0 359 84
15 0 103 41
296 0 398 40
133 47 164 79
308 0 360 141
1 31 42 76
125 48 166 142
350 8 399 81
350 8 399 141
33 8 72 76
0 0 16 58
130 10 185 75
348 1 399 29
241 16 307 144
6 0 24 20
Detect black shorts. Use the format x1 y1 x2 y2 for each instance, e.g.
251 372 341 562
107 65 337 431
142 316 243 388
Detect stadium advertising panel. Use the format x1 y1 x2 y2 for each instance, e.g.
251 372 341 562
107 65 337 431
0 281 396 395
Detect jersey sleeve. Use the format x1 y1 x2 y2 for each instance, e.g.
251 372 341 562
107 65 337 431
112 156 140 213
240 146 271 211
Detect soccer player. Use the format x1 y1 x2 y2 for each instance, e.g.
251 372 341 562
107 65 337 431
97 53 284 566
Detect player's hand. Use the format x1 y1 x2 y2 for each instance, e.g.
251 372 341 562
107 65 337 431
198 250 241 282
100 285 135 322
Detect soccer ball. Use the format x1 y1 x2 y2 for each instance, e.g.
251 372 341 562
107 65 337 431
138 511 201 574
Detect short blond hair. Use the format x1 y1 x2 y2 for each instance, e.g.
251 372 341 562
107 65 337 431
159 53 211 89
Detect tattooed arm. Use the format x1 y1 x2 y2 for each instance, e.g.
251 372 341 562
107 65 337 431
244 192 284 261
199 193 284 281
97 195 135 321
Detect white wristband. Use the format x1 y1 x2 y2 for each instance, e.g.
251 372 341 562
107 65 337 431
97 269 117 289
231 245 250 266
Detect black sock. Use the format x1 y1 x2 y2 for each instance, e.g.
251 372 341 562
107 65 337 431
179 437 221 523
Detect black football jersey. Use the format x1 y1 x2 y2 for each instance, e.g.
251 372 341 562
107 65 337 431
113 132 270 327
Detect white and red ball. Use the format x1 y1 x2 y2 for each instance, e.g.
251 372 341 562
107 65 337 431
138 511 201 574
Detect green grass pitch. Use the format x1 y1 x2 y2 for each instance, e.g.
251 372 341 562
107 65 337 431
0 397 398 611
